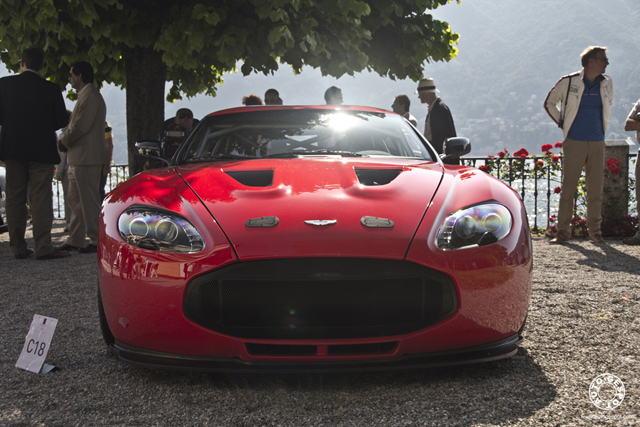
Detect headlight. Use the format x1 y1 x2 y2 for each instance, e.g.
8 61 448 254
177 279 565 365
118 208 205 253
436 203 512 250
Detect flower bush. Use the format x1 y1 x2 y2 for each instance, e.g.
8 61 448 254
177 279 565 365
602 214 638 237
478 143 563 186
473 143 638 237
570 215 588 237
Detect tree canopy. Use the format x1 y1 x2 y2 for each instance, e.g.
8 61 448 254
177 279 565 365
0 0 460 171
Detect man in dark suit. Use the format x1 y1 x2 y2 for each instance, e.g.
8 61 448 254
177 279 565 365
416 78 458 165
0 48 70 260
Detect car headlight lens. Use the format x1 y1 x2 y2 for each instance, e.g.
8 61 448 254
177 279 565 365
118 209 205 253
436 203 512 250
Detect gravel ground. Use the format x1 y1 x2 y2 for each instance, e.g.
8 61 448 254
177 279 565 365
0 220 638 427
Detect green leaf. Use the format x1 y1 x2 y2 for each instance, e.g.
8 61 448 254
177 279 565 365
192 3 207 19
256 4 272 20
267 26 285 46
77 11 94 26
205 12 220 25
283 26 294 48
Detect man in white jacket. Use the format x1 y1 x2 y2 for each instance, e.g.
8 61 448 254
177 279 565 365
544 46 613 244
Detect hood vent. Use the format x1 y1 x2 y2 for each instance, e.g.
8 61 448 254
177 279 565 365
355 169 402 186
361 216 394 228
246 216 279 228
225 170 274 187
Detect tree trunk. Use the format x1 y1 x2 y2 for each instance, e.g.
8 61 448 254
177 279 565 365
124 46 167 175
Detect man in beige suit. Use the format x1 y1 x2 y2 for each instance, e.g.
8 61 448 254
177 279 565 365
57 61 109 253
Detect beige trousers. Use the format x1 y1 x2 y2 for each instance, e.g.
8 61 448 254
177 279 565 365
5 160 56 257
557 138 605 239
66 164 103 247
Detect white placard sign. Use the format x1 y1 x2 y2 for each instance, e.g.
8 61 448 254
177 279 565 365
16 315 58 374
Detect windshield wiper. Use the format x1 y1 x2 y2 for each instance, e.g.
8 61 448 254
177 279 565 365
264 150 368 158
184 155 254 163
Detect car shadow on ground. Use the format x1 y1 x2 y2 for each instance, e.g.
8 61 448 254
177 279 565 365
124 346 555 425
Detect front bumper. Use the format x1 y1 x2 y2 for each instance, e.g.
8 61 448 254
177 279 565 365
109 333 522 373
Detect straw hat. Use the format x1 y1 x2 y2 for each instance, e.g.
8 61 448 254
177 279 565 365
415 78 439 94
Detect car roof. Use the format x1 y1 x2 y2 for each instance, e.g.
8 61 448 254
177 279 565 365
205 105 395 117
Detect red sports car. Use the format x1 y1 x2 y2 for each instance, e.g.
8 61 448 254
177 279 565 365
98 106 532 372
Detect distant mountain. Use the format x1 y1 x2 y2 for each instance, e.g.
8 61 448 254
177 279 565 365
428 0 640 156
2 0 638 163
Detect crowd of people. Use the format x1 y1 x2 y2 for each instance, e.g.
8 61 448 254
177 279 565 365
1 44 640 261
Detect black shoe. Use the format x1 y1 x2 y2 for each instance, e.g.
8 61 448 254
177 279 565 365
55 242 80 251
15 248 35 259
78 244 97 253
36 249 72 260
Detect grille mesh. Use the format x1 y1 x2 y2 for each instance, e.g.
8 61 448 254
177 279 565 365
184 259 456 339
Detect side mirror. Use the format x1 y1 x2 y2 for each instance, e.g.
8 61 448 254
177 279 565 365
441 137 471 160
134 141 170 171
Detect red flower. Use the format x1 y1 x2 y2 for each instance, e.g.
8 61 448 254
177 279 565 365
554 186 561 194
541 144 553 152
606 158 622 175
488 155 495 159
498 151 506 158
513 148 529 158
554 142 563 148
552 156 559 163
606 158 621 168
479 165 488 172
537 160 544 168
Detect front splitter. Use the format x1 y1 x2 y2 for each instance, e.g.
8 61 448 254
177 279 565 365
109 334 522 374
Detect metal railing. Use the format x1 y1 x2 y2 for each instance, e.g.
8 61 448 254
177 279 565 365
53 164 130 220
462 154 638 232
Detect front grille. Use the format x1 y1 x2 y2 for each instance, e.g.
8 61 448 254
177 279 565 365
184 259 456 339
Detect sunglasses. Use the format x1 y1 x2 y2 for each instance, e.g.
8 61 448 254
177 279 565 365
177 114 192 119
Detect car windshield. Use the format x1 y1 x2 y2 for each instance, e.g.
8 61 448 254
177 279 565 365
176 109 435 164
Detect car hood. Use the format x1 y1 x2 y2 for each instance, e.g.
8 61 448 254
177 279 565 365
178 158 444 260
